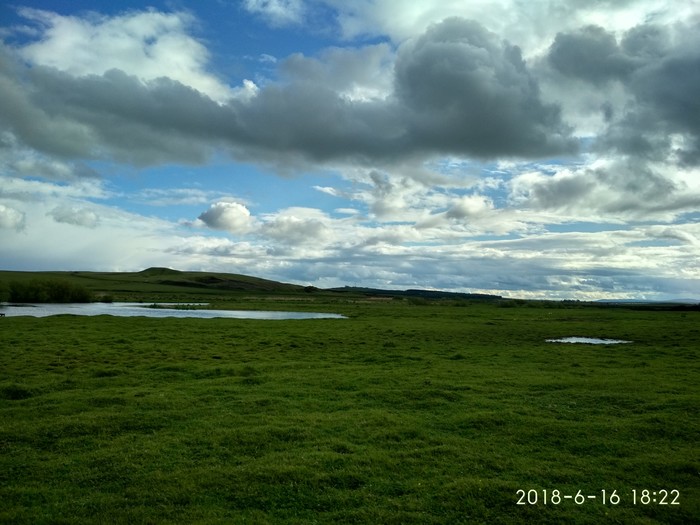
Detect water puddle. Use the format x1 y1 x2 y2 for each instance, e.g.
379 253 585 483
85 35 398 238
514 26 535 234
0 302 346 320
546 337 632 345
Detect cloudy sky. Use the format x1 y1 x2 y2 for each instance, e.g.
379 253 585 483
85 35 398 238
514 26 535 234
1 0 699 300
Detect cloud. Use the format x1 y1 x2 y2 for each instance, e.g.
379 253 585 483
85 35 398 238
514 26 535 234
0 57 228 165
509 157 700 222
260 207 332 245
445 195 494 219
135 188 232 207
623 35 700 165
195 201 255 233
0 189 196 272
15 7 233 102
1 3 699 300
48 205 99 228
281 43 394 101
325 0 676 55
394 18 575 159
327 0 521 44
1 11 578 171
545 20 700 166
0 173 110 203
243 0 305 26
0 204 25 231
225 18 576 167
548 25 637 85
167 236 266 260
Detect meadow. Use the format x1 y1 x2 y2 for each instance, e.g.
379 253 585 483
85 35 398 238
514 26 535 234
1 295 698 523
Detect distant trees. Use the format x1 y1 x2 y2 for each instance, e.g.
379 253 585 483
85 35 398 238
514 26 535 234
6 279 94 303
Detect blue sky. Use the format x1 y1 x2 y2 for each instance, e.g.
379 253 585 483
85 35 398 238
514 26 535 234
1 0 699 300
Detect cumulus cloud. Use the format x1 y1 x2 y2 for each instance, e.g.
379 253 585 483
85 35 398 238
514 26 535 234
281 43 394 101
546 20 700 166
0 11 577 170
48 205 99 228
325 0 676 56
16 8 233 102
445 195 494 220
548 25 637 85
394 18 575 159
227 18 576 165
0 58 227 165
0 204 25 231
195 201 255 233
260 207 332 245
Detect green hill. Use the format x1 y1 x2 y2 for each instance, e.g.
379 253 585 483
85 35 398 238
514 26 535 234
0 267 505 303
0 267 307 301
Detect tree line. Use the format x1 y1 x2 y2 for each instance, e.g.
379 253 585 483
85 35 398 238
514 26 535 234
1 279 94 303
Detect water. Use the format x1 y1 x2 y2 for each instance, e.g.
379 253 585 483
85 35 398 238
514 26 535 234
0 302 346 320
546 337 632 345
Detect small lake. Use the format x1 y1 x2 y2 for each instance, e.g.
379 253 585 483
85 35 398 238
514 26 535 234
0 303 346 320
546 337 632 345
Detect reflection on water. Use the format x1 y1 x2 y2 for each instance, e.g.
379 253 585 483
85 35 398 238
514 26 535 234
0 303 346 320
546 337 632 345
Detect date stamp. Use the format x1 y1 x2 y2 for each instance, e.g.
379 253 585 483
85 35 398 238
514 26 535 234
516 489 680 506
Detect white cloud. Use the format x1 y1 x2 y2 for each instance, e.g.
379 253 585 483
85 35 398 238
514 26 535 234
260 207 333 245
508 158 700 222
243 0 305 26
445 195 494 220
0 193 189 272
16 8 233 102
0 204 25 231
195 201 255 233
281 43 394 101
325 0 684 53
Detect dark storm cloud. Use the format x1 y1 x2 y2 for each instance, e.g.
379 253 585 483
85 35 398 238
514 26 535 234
548 25 637 85
625 50 700 165
0 17 576 170
226 81 403 165
392 18 576 159
227 18 577 164
548 21 700 166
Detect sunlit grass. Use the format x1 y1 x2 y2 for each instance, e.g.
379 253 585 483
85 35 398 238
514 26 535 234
1 303 698 523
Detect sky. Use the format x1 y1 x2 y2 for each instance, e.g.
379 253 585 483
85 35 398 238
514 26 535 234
1 0 699 300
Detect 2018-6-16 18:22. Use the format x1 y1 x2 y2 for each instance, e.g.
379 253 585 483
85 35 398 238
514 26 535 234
516 489 680 505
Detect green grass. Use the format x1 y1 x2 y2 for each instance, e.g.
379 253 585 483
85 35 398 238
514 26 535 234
1 302 698 523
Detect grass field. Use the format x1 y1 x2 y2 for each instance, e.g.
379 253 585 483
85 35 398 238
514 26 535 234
1 298 698 523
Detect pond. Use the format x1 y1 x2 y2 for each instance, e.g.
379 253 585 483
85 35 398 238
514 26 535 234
546 337 632 345
0 303 346 320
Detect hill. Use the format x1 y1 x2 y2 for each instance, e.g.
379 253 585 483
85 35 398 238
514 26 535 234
0 267 307 301
0 267 502 302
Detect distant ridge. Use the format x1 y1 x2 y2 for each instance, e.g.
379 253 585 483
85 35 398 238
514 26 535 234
329 286 501 301
597 298 700 305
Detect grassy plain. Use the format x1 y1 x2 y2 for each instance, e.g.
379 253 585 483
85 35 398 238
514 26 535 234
0 295 698 523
